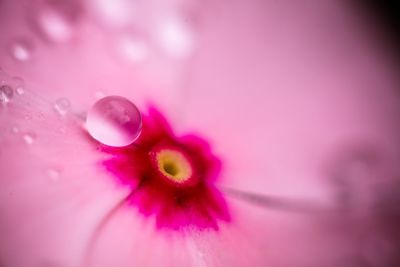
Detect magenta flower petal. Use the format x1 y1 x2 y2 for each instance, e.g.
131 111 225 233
0 88 131 267
101 106 230 230
1 0 400 266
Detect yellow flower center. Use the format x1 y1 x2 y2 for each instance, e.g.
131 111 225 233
156 149 192 183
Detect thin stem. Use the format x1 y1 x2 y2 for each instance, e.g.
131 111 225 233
220 186 337 214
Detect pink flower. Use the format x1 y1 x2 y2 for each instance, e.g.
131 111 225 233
1 1 400 267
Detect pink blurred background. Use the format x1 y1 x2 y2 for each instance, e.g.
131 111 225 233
1 0 400 266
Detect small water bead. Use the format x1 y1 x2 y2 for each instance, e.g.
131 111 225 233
53 98 71 115
11 77 25 95
0 85 13 103
86 96 142 147
23 133 36 144
10 39 32 62
16 87 24 95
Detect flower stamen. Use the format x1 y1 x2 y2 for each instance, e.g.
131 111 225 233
156 149 192 184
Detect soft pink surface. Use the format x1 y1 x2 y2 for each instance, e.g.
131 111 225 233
1 0 400 267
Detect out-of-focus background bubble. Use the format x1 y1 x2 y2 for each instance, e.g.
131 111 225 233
1 0 400 267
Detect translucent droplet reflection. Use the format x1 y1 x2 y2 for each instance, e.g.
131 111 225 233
53 98 71 115
0 85 13 103
23 133 36 144
10 39 32 62
156 16 195 59
116 34 149 64
32 0 82 43
12 77 25 95
86 96 142 147
90 0 137 28
329 147 384 213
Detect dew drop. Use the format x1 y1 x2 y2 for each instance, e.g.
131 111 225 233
0 85 13 103
10 39 32 62
53 98 71 115
86 96 142 147
23 133 36 144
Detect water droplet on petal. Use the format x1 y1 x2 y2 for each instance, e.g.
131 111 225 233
53 98 71 115
0 85 13 103
32 0 82 43
23 133 36 144
86 96 142 147
16 87 24 95
9 39 33 62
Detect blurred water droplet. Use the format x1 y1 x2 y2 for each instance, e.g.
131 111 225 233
11 77 25 95
329 148 381 212
361 233 397 267
0 85 13 103
31 0 82 43
11 126 19 133
90 0 137 28
10 39 33 62
23 133 36 144
86 96 142 147
116 34 149 63
16 87 25 95
46 168 60 181
156 16 195 59
53 98 71 115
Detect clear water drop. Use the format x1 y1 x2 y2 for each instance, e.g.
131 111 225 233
23 133 36 144
53 98 71 115
10 39 32 62
86 96 142 147
0 85 13 103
